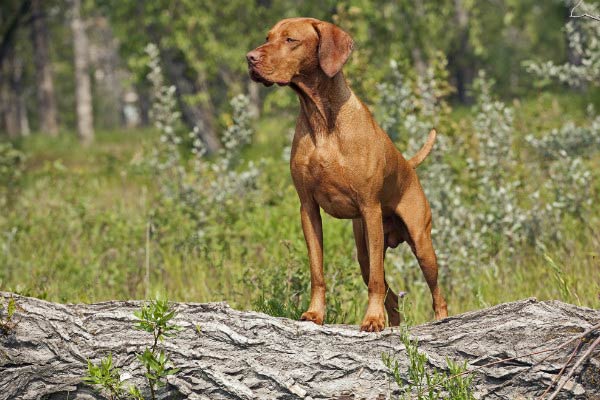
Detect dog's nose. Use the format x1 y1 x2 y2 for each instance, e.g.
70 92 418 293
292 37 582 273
246 50 261 65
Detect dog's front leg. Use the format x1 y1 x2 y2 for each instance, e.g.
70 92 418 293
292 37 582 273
299 201 325 325
360 205 386 332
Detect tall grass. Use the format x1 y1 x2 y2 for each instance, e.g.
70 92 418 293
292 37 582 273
0 49 598 324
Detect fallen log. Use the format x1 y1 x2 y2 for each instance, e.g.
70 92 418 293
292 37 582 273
0 292 598 399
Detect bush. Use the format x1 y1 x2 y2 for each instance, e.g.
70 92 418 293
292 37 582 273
377 63 597 299
143 43 261 252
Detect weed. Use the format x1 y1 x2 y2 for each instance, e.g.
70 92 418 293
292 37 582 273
545 254 581 306
83 354 126 400
84 298 181 399
382 323 475 400
0 297 19 335
133 298 181 399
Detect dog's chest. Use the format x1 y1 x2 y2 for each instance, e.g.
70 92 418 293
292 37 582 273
291 143 361 219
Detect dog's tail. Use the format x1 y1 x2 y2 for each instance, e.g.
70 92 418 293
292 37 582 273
408 129 436 168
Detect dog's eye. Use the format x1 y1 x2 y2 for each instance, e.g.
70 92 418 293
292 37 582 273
286 37 297 43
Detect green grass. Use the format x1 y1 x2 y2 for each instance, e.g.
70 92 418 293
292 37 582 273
0 95 599 325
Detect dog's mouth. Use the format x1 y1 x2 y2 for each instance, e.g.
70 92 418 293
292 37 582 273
248 66 289 87
249 67 274 87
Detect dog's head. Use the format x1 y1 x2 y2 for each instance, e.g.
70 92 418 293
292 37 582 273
246 18 353 86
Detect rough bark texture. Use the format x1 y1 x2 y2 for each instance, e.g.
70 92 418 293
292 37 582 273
0 293 598 400
30 0 59 136
71 0 94 145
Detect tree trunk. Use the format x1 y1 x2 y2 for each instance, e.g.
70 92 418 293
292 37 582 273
30 0 59 136
2 293 599 399
0 62 19 138
161 48 221 154
14 57 30 137
410 2 427 77
0 0 32 66
135 83 151 127
0 50 26 138
450 0 474 104
88 15 123 130
71 0 94 145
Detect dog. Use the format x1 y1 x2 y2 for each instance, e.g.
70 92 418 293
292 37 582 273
247 18 448 332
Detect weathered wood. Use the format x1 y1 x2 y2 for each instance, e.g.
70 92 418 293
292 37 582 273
0 292 598 399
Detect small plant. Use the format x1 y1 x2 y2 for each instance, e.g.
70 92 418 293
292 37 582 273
382 303 475 400
84 298 181 399
83 354 127 400
444 358 475 400
0 296 19 335
133 298 181 399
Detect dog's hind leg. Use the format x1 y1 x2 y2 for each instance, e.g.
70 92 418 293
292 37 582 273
352 218 401 326
394 184 448 320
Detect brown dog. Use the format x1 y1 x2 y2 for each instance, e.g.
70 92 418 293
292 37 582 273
247 18 448 332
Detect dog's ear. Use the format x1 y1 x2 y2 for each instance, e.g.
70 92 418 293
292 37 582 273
313 21 353 78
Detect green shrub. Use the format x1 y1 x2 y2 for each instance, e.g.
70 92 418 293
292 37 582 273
84 298 181 399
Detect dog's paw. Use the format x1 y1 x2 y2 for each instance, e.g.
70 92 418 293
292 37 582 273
360 314 385 332
300 310 324 325
434 308 448 320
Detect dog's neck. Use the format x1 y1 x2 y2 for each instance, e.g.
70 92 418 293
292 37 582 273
291 70 351 139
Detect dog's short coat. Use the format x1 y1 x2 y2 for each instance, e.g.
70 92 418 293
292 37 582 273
247 18 448 332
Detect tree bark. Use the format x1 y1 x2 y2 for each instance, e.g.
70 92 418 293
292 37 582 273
71 0 94 145
30 0 59 136
1 293 598 399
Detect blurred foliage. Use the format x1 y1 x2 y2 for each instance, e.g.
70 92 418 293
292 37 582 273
1 0 596 132
525 1 599 88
